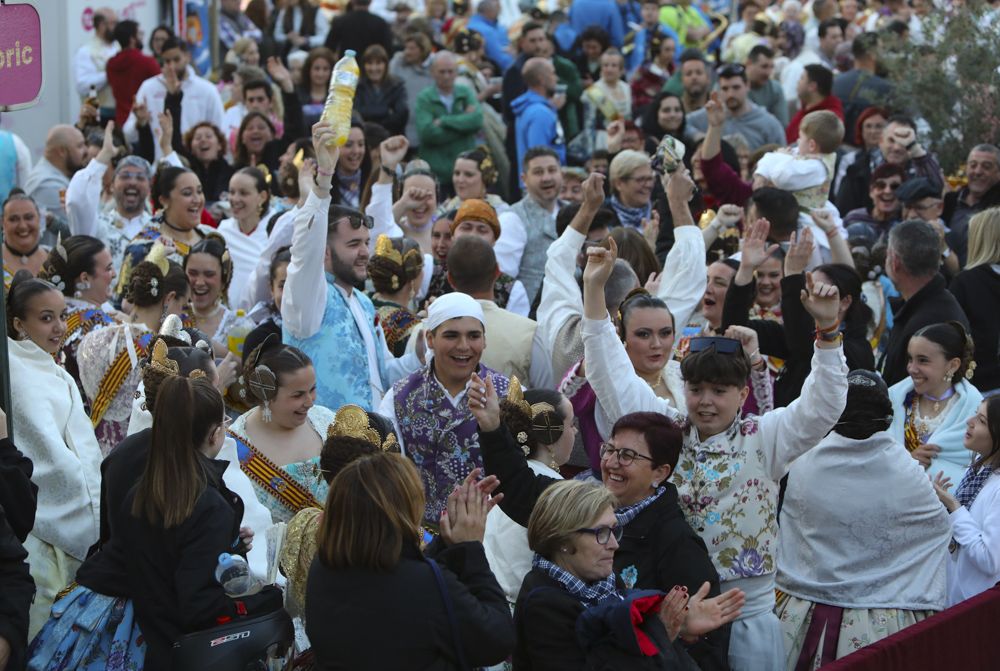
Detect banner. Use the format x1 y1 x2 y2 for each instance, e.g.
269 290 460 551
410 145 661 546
184 0 212 75
0 2 43 110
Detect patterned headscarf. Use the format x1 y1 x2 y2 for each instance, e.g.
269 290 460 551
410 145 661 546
780 21 805 60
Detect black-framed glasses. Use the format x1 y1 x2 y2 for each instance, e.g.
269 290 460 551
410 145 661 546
576 524 623 545
600 442 655 467
688 336 742 355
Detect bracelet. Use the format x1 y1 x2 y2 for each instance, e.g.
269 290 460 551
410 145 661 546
815 330 843 344
317 168 334 177
816 320 840 334
380 164 396 177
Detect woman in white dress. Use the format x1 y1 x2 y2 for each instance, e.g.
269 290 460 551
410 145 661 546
227 338 335 524
78 256 190 454
5 272 103 638
184 235 239 357
217 167 272 309
889 321 983 483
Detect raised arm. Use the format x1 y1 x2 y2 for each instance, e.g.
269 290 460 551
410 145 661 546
281 123 338 339
67 122 117 237
536 174 605 351
657 170 707 332
468 374 557 527
581 236 681 426
758 272 849 480
365 136 408 250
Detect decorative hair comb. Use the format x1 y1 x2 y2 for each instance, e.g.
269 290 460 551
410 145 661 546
149 339 179 375
327 405 397 451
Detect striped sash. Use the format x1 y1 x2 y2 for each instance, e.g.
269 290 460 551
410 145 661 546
64 308 117 344
90 332 153 427
230 431 323 515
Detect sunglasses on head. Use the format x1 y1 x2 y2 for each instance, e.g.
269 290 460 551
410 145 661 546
688 336 743 355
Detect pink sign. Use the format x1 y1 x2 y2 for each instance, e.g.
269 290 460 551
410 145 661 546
0 3 43 110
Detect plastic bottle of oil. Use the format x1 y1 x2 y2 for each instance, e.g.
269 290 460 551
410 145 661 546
320 49 360 147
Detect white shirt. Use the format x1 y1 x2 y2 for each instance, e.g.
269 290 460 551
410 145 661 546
494 211 527 278
123 67 226 160
222 103 247 147
273 7 331 48
74 37 120 103
241 205 299 311
218 217 271 310
947 474 1000 606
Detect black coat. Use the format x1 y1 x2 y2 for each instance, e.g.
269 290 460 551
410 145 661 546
943 181 1000 266
480 426 730 671
950 264 1000 393
119 457 281 671
77 429 152 596
722 274 875 407
879 274 970 386
513 570 701 671
324 10 393 62
355 78 409 136
305 541 514 670
0 437 37 671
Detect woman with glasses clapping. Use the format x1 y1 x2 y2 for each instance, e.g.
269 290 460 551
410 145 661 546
497 477 743 670
470 375 738 671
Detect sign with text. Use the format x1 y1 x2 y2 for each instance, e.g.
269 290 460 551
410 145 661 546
0 2 43 110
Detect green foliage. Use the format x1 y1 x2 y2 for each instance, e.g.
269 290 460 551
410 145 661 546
881 9 1000 174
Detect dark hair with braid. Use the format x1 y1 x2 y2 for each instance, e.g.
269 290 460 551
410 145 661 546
38 235 107 297
319 411 399 484
500 389 569 459
129 260 189 307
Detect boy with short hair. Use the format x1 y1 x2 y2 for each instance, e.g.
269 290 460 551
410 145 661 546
580 169 849 670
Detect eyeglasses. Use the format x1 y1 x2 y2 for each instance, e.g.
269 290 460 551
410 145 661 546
872 180 901 191
576 524 623 545
688 336 743 355
600 442 655 467
625 174 656 185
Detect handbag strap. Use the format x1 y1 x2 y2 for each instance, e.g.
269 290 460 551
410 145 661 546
425 556 470 671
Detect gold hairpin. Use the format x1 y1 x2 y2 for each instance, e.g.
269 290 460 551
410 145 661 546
374 234 403 265
328 405 383 449
146 243 171 276
149 339 179 375
189 369 207 380
506 376 532 418
292 149 305 170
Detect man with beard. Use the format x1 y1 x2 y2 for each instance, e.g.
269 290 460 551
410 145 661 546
283 122 422 412
663 48 712 113
686 63 786 150
499 147 564 304
944 144 1000 265
24 125 88 240
123 37 225 160
378 291 510 525
74 7 120 124
67 126 153 269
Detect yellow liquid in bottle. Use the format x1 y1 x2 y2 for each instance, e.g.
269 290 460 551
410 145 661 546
321 50 361 147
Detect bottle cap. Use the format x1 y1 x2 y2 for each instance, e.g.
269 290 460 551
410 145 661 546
236 309 246 317
219 553 232 565
345 49 356 57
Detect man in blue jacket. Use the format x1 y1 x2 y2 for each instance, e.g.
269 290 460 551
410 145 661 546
467 0 514 72
512 58 566 173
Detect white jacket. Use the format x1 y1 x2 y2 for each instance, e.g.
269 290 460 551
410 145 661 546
8 337 102 560
947 473 1000 606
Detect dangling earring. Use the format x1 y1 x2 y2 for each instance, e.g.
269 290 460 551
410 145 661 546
547 446 559 471
262 398 272 423
77 279 91 292
944 371 953 383
16 329 28 340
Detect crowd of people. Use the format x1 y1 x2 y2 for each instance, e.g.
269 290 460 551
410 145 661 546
1 0 1000 669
